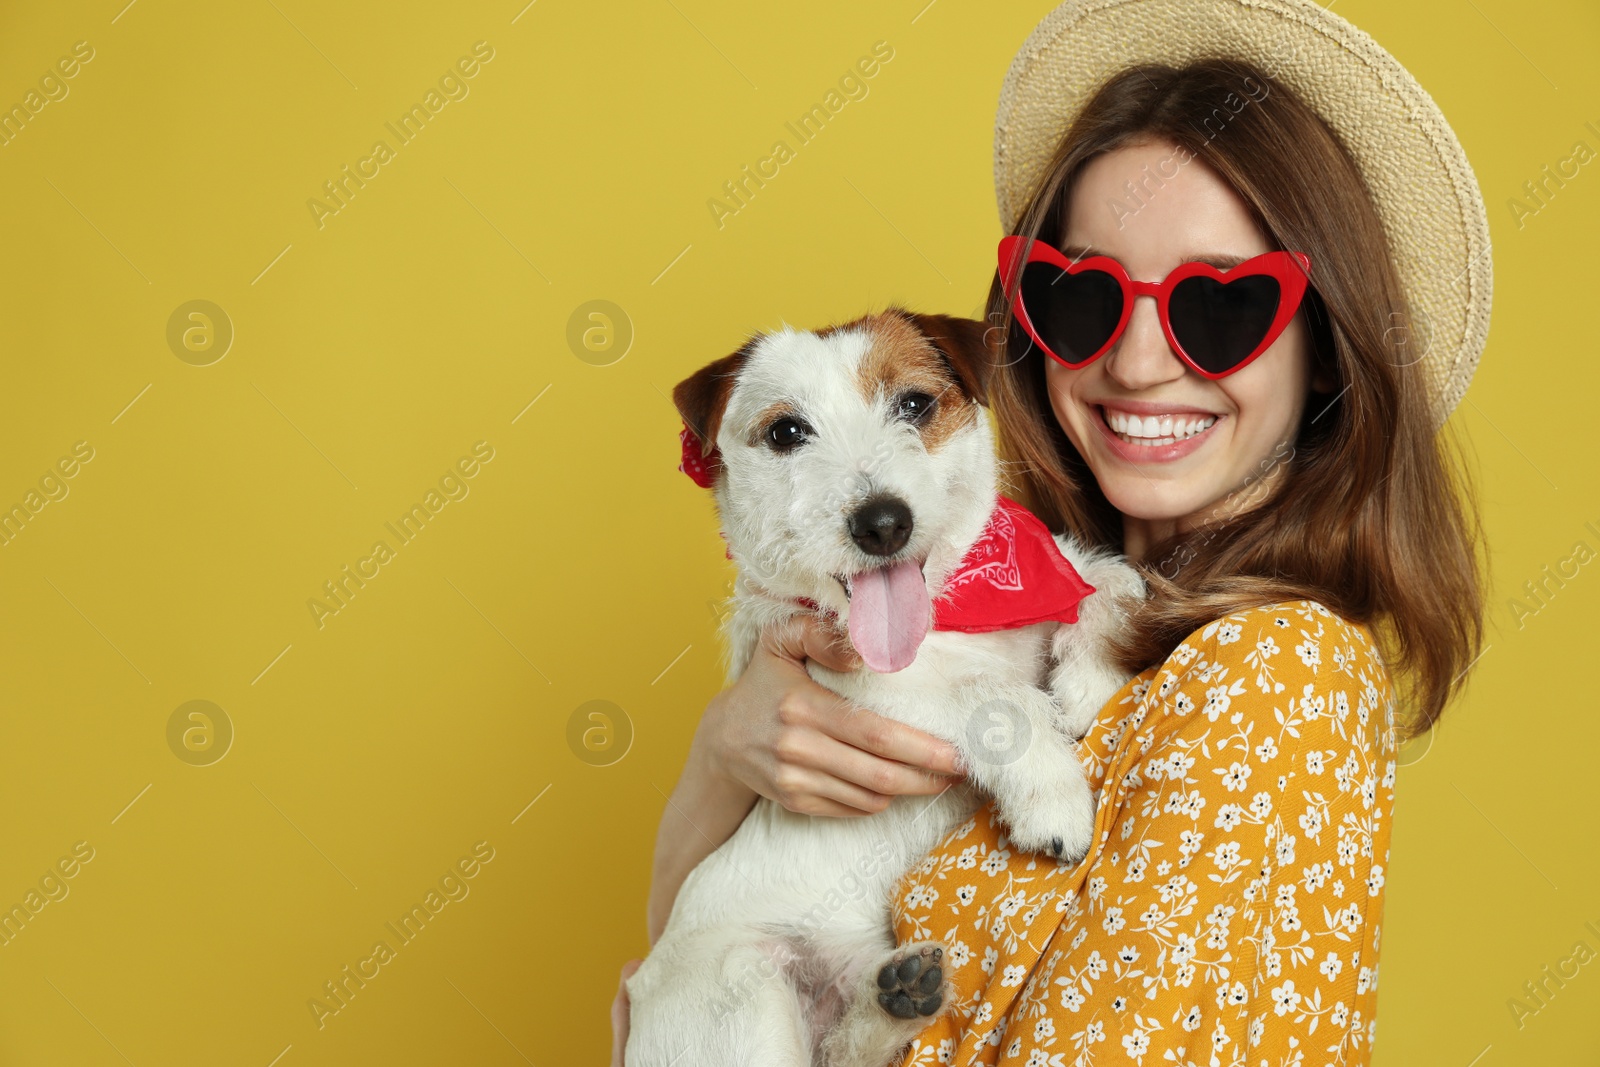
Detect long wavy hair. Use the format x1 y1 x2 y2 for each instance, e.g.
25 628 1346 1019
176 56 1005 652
985 57 1484 735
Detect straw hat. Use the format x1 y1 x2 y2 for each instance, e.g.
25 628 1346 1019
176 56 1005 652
994 0 1492 423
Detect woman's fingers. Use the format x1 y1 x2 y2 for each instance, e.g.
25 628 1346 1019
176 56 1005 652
763 612 860 672
811 698 966 778
730 614 964 818
797 614 861 672
770 763 890 816
805 731 961 800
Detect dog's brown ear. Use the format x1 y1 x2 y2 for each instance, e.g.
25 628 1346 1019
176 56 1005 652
672 339 756 456
901 312 994 405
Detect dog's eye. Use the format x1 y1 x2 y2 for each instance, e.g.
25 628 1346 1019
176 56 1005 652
766 416 810 451
896 392 937 424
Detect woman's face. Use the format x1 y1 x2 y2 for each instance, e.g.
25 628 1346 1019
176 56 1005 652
1043 137 1323 557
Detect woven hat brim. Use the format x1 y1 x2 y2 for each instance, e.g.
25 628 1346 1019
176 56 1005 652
994 0 1492 424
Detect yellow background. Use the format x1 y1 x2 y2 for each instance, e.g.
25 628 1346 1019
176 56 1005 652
0 1 1595 1063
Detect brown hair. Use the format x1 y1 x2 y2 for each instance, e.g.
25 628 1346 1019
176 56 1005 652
984 58 1483 735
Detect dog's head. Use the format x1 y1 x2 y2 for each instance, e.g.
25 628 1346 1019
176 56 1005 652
673 308 998 673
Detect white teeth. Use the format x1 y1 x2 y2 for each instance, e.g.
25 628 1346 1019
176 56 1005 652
1103 408 1216 445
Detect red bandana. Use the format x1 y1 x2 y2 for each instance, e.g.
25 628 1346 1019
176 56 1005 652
931 495 1095 632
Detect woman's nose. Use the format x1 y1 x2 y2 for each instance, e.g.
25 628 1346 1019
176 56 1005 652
1103 295 1187 390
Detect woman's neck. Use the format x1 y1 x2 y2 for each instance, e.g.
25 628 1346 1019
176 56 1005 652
1119 452 1293 563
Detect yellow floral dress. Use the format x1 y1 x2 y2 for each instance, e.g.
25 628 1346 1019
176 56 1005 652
892 600 1399 1067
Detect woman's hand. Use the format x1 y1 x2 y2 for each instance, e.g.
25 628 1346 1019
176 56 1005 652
610 958 642 1066
647 613 966 941
697 613 965 817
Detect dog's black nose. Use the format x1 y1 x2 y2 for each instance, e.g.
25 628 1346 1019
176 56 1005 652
849 496 913 557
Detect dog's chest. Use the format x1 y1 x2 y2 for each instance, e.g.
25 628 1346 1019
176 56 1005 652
809 623 1053 734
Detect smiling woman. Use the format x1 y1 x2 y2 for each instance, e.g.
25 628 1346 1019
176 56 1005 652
883 11 1490 1054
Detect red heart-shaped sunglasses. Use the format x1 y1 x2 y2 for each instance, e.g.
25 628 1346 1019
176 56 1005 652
997 236 1314 379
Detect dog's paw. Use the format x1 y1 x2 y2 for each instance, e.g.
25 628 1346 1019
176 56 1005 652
875 943 947 1020
1001 771 1097 864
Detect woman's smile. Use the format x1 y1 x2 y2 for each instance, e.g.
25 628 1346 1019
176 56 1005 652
1090 400 1223 461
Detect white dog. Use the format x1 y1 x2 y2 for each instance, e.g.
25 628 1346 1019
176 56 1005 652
627 309 1143 1066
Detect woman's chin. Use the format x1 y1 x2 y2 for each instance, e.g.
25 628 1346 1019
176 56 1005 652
1099 480 1216 530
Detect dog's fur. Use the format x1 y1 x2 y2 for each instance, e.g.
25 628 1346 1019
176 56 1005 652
627 309 1143 1066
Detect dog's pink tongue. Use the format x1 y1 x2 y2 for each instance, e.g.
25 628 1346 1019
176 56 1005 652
847 561 931 673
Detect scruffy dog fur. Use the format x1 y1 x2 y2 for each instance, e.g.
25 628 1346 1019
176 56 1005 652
627 309 1144 1066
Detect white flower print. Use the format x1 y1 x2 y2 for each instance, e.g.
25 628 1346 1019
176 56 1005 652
1298 803 1324 840
1271 979 1302 1016
979 850 1009 876
1275 834 1296 866
1122 1028 1150 1058
1220 761 1252 791
1203 686 1233 722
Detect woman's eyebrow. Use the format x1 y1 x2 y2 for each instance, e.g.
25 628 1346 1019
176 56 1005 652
1065 243 1252 270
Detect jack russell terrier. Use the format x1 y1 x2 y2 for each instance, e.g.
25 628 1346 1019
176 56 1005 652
626 308 1143 1066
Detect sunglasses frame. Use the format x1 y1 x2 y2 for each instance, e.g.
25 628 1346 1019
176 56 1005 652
997 236 1314 380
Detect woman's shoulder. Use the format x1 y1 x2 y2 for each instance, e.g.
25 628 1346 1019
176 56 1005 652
1166 599 1385 681
1128 598 1397 761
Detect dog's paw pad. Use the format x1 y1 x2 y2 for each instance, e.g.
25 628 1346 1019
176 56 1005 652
876 945 944 1019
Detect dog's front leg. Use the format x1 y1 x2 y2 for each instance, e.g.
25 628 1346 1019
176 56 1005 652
952 683 1097 864
1049 538 1145 738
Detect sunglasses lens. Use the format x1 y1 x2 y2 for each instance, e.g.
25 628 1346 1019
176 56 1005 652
1167 274 1282 374
1019 262 1124 366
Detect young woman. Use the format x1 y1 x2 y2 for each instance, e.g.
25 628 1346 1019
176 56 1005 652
616 1 1490 1061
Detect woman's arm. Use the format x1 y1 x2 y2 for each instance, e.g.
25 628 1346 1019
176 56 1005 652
646 614 967 942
